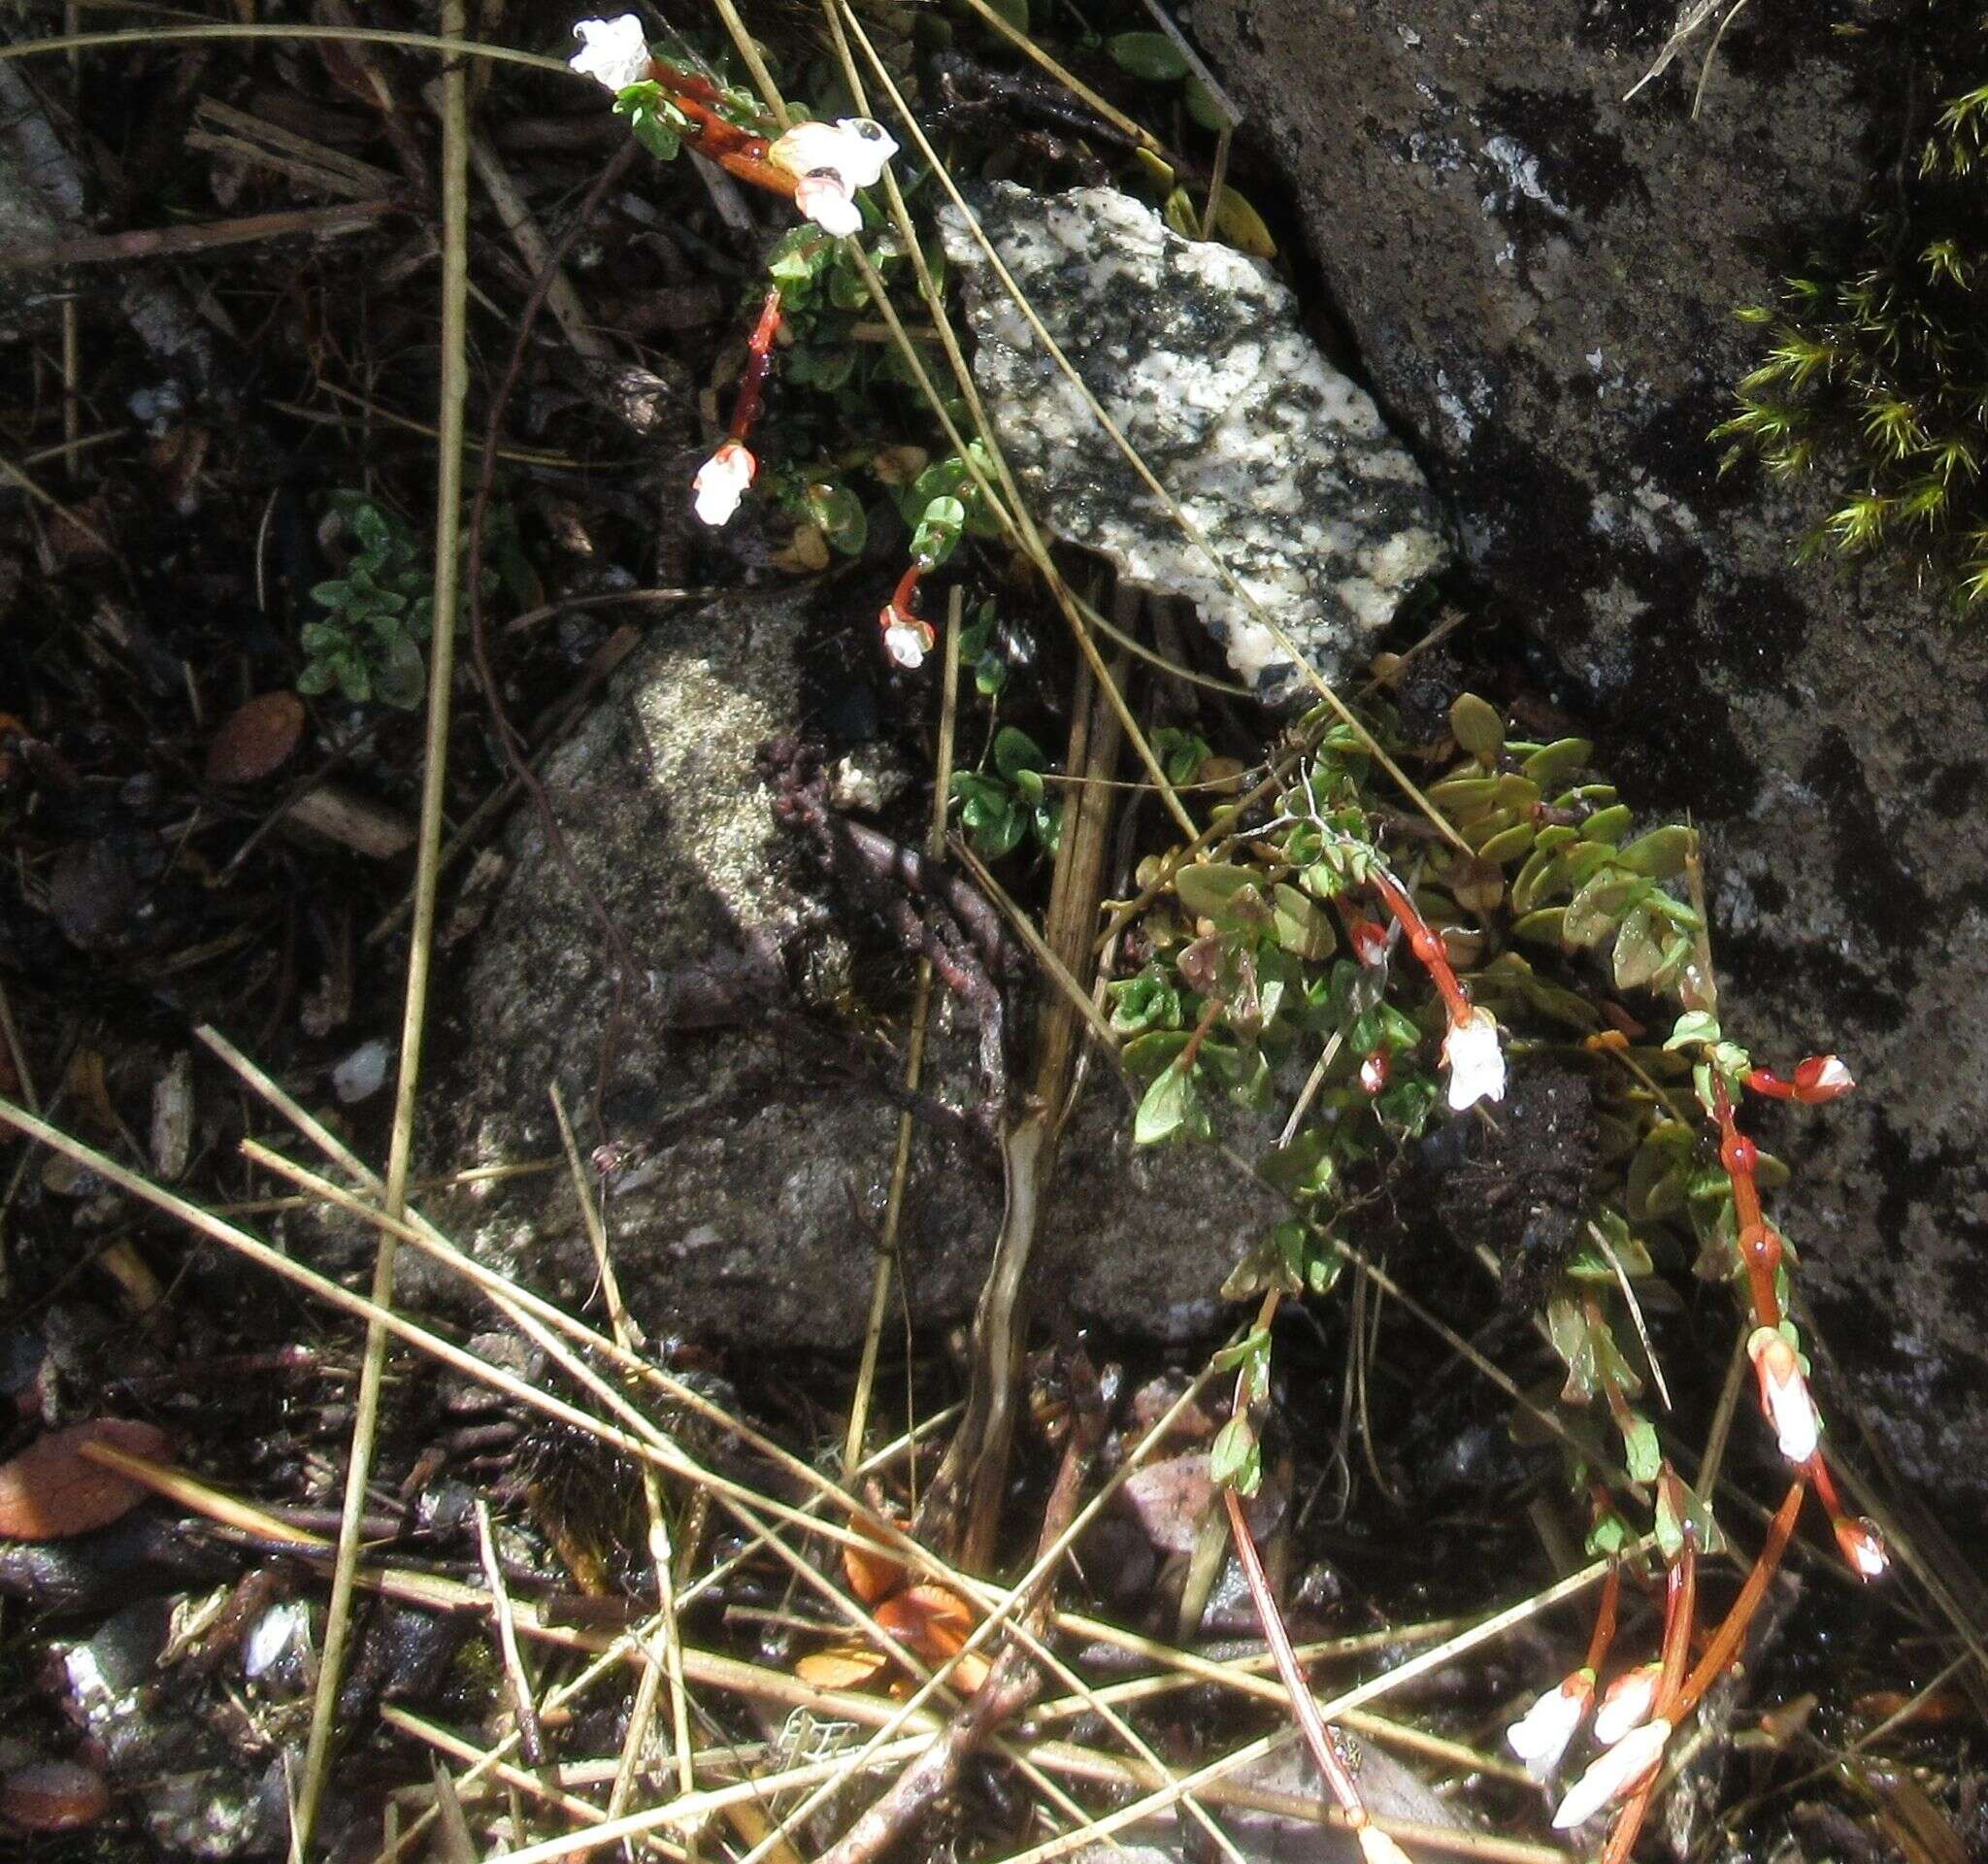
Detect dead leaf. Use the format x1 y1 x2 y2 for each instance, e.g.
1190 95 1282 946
843 1515 909 1606
0 1760 109 1832
206 691 306 786
794 1646 891 1690
1121 1450 1216 1554
0 1419 175 1541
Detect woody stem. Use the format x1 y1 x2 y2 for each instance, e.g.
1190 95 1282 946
1222 1484 1375 1830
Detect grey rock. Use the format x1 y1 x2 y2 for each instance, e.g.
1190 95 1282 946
430 586 1281 1349
1192 0 1987 1497
938 184 1449 705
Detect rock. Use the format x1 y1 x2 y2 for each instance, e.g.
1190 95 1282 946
430 586 1285 1349
937 184 1449 705
1191 1 1988 1496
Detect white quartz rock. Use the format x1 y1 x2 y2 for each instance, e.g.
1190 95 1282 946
938 185 1450 705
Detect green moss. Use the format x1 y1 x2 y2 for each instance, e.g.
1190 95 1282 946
1716 73 1988 606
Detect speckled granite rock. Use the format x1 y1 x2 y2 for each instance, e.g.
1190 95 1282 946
1193 0 1988 1500
938 184 1449 705
424 586 1282 1348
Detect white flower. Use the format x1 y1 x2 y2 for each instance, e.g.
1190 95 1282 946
793 172 862 238
1551 1716 1671 1829
1441 1006 1506 1112
570 16 652 92
1356 1831 1413 1864
880 613 931 669
770 117 899 189
1507 1671 1592 1778
1834 1514 1889 1580
692 440 755 528
1747 1326 1819 1464
1794 1053 1854 1100
1593 1663 1662 1747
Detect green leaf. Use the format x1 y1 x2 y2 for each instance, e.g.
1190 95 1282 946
911 493 967 568
1449 692 1506 758
805 482 868 556
1135 1060 1201 1146
1209 1415 1260 1494
1108 30 1190 80
1617 824 1695 880
375 631 427 710
1175 863 1259 921
1478 822 1536 865
1563 873 1644 948
1521 737 1592 787
993 726 1047 782
1271 883 1335 959
1261 1123 1337 1201
1611 904 1669 989
1665 1010 1721 1050
1621 1413 1663 1484
1547 1296 1598 1405
1581 803 1634 845
1183 71 1227 130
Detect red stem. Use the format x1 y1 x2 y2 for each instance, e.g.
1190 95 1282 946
641 61 797 198
1712 1077 1781 1328
728 286 785 443
1222 1485 1374 1830
1673 1477 1807 1721
1581 1562 1622 1675
1367 870 1470 1025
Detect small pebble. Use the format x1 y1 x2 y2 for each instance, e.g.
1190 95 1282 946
331 1039 390 1105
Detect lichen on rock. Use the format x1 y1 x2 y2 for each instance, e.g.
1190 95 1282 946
937 183 1450 706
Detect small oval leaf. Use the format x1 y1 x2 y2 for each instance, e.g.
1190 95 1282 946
207 692 306 786
0 1419 174 1541
1448 693 1506 758
1108 29 1189 81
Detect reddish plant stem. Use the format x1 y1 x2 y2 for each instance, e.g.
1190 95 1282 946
1581 1561 1622 1675
1222 1485 1375 1832
1673 1476 1806 1720
728 286 784 443
1367 871 1471 1025
1711 1077 1782 1329
641 58 797 197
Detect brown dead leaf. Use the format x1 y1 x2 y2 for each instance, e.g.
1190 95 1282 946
843 1515 909 1606
1120 1450 1216 1554
0 1419 175 1541
206 691 306 786
0 1760 109 1832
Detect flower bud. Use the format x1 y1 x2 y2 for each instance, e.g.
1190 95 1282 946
1440 1006 1507 1112
1833 1513 1889 1580
1551 1716 1671 1829
1507 1670 1593 1778
1593 1662 1662 1747
1746 1326 1820 1465
692 441 756 528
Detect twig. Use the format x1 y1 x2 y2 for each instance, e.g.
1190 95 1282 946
477 1499 548 1768
0 199 395 271
292 16 470 1847
844 592 963 1481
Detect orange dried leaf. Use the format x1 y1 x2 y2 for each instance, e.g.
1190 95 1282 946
0 1419 175 1541
207 692 306 786
794 1646 890 1690
876 1583 976 1657
842 1513 911 1605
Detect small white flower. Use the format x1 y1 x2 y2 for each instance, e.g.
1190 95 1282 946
692 440 755 528
881 615 931 669
1356 1831 1413 1864
1507 1671 1592 1778
1834 1514 1889 1580
793 172 863 238
1593 1663 1662 1747
1551 1716 1671 1829
770 117 899 189
1440 1006 1506 1112
1747 1325 1819 1464
570 16 652 92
